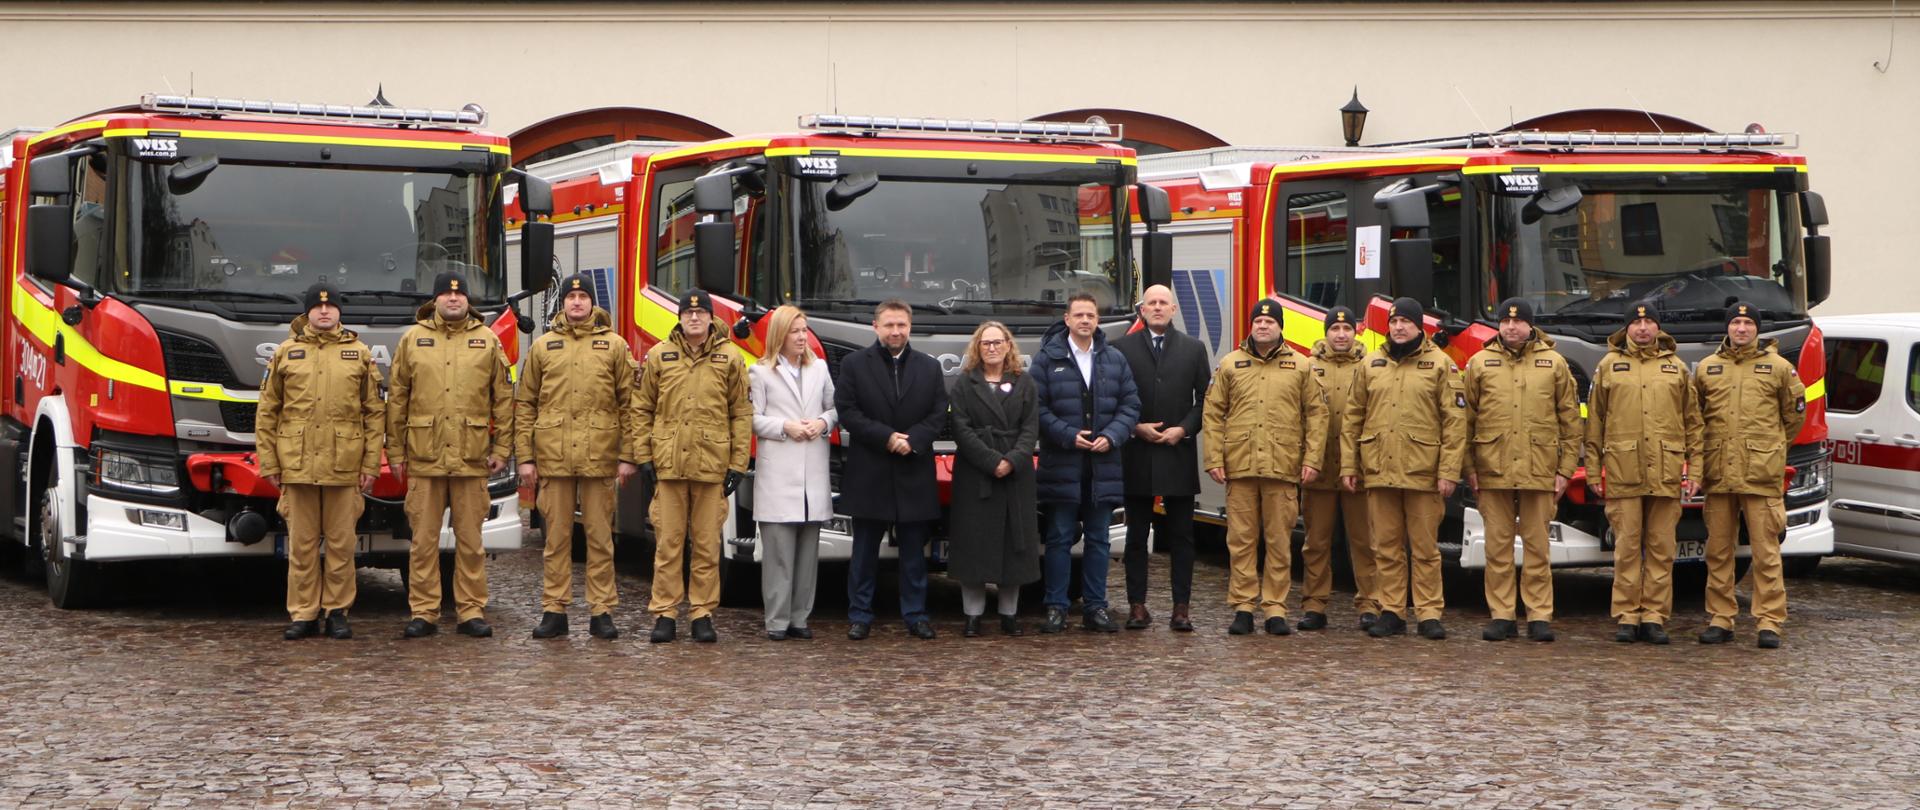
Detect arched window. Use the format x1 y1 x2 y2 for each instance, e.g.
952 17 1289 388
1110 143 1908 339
510 107 730 167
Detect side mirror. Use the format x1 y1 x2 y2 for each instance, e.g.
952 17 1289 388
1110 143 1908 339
1136 183 1172 226
1804 234 1831 307
1801 190 1829 230
1374 183 1431 231
1142 232 1173 291
693 173 734 215
1521 185 1583 225
825 172 879 212
26 203 74 283
167 154 219 196
519 172 553 217
29 151 74 197
694 221 737 296
1389 237 1433 307
520 221 554 293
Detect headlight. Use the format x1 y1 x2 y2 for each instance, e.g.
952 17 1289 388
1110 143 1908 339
1787 457 1830 499
92 447 181 496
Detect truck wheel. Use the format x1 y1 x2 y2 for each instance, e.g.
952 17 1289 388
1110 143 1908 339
40 481 101 609
1782 555 1821 579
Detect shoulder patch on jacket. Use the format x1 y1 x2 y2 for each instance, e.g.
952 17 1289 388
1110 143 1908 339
1455 393 1467 408
711 352 729 364
1661 364 1679 374
1707 364 1724 375
661 351 679 362
1534 359 1553 368
546 340 565 350
593 339 611 350
1234 360 1251 369
1371 358 1388 367
1279 360 1297 369
1612 362 1631 372
1484 358 1502 367
287 349 306 360
339 350 358 360
1418 360 1435 369
1755 364 1772 374
469 338 488 348
416 338 434 347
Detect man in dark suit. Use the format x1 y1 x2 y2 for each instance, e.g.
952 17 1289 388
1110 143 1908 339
833 299 949 640
1114 284 1210 631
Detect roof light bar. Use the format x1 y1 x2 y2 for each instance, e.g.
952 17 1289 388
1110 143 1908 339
799 114 1121 142
140 93 487 128
1380 130 1796 151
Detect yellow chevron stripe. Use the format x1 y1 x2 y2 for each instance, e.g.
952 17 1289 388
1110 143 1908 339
1805 377 1825 402
26 119 109 146
10 282 168 392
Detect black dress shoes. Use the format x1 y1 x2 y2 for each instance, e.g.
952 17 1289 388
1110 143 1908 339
785 626 813 640
650 617 677 643
1082 607 1119 633
531 612 569 639
847 622 871 640
963 616 983 638
907 620 936 640
999 614 1024 636
1040 607 1068 634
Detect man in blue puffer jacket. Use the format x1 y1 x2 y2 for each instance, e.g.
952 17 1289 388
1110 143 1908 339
1030 292 1141 633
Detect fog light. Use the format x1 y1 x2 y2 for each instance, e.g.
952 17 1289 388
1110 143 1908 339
127 508 187 531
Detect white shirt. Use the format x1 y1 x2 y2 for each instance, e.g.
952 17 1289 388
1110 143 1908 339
777 353 803 386
1070 335 1096 387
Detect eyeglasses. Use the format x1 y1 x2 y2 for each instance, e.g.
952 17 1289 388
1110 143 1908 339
978 339 1007 348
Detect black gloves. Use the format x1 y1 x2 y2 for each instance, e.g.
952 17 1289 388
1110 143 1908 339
723 470 744 496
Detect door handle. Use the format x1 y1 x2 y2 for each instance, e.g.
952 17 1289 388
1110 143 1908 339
1855 431 1882 443
1896 435 1920 448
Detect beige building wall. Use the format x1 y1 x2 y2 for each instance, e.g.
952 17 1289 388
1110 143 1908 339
2 1 1915 315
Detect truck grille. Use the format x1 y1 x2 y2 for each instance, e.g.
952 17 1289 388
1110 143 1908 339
220 402 258 434
156 330 240 385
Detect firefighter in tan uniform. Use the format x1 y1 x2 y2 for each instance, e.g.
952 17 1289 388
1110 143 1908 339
1341 297 1467 641
1204 299 1329 636
1302 306 1379 632
634 290 752 644
257 283 384 641
1695 301 1806 649
1586 303 1703 645
1461 298 1581 643
515 274 640 641
387 271 515 639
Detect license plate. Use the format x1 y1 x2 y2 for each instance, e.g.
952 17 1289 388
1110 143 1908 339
1675 540 1705 563
276 534 376 558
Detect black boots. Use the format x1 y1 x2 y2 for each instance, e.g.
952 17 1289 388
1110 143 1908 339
1614 624 1638 643
283 620 319 641
650 616 677 643
963 615 983 638
1699 625 1734 645
1639 623 1670 645
691 616 717 643
1482 619 1516 642
1264 616 1293 636
324 609 351 640
589 613 618 640
1228 611 1255 636
1366 612 1407 637
1527 621 1554 643
456 618 493 638
1417 619 1447 640
999 614 1023 636
531 612 569 639
403 618 437 638
1297 611 1328 631
1757 629 1782 649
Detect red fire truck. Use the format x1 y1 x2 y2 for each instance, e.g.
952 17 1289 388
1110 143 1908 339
511 115 1171 581
1 95 554 607
1138 113 1834 574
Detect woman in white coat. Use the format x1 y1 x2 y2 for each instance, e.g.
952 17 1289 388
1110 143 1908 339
748 305 836 640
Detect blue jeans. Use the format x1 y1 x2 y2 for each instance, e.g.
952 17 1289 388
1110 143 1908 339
1043 500 1112 612
847 518 930 625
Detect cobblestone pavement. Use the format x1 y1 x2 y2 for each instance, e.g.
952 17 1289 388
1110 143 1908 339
1 531 1918 808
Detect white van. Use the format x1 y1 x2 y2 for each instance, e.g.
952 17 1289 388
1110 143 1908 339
1819 314 1920 563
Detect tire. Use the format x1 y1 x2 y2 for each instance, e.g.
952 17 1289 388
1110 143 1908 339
1782 555 1821 579
39 480 101 609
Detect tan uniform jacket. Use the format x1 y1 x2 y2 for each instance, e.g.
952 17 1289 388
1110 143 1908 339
1461 333 1582 491
1203 339 1329 483
1305 340 1366 491
633 325 752 483
385 302 515 477
1584 330 1704 499
1694 338 1807 496
256 315 385 486
513 307 639 478
1340 337 1468 490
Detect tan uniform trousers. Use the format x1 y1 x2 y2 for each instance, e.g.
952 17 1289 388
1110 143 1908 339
649 479 727 620
1225 478 1300 617
280 484 363 621
1479 489 1555 622
1302 488 1378 615
1368 488 1446 622
1605 495 1680 625
538 476 619 616
405 475 490 623
1705 493 1788 633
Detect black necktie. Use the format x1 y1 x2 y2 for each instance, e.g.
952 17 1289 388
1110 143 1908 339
1152 335 1164 359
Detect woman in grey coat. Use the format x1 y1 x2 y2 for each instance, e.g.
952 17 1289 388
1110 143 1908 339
747 305 836 640
947 321 1042 637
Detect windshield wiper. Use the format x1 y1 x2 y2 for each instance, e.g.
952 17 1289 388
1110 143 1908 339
791 297 950 315
340 290 435 303
131 288 303 304
1532 312 1625 325
943 297 1071 310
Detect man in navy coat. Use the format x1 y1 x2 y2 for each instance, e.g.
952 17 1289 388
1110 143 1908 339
833 300 949 640
1030 292 1140 634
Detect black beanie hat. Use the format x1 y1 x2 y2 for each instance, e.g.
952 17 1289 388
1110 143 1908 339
432 270 469 298
303 283 341 313
1389 297 1423 324
1725 300 1758 328
1629 300 1661 325
1324 305 1356 330
1495 297 1534 325
1249 298 1281 326
557 273 595 299
679 289 713 312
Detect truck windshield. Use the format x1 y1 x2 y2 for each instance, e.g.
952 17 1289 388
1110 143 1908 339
125 161 502 307
796 178 1130 319
1486 177 1806 327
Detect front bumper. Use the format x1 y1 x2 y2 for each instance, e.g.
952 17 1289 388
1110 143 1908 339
77 491 521 562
